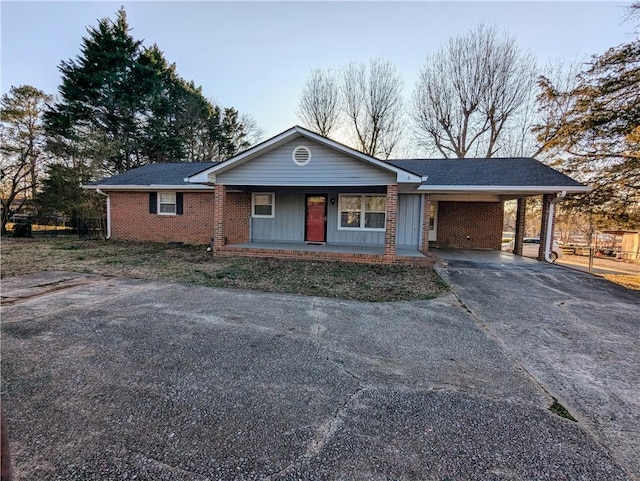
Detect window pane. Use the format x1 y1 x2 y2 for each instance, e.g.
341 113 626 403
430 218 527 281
159 204 176 214
159 192 176 203
429 204 435 230
341 195 361 211
254 204 272 216
254 193 273 206
365 212 385 229
340 195 362 228
364 196 385 213
340 212 361 228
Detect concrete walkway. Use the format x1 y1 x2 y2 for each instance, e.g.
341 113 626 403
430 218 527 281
1 271 632 480
434 249 640 479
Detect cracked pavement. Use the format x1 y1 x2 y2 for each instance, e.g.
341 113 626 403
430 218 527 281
1 270 635 480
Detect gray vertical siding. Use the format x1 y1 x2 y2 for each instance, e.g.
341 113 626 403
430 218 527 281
397 194 421 248
251 193 304 242
217 138 395 186
251 191 389 246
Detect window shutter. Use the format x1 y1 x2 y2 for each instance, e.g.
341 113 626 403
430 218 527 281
176 192 184 215
149 192 157 214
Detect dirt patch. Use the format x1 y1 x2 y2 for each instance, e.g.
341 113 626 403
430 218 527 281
0 237 446 301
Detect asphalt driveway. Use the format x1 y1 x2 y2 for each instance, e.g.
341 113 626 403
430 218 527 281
435 249 640 479
0 270 635 480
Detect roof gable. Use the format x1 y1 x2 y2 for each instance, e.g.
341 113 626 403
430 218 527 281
187 126 423 185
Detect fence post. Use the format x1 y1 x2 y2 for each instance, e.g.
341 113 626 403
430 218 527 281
588 247 594 274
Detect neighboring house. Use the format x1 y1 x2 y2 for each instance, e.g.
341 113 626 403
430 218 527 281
85 126 589 264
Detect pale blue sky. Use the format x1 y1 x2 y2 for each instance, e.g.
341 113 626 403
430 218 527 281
1 1 635 138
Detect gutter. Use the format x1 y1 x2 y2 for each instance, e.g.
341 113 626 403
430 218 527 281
544 190 566 263
95 189 111 240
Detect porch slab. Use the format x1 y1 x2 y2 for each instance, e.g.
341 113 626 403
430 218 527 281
228 242 425 258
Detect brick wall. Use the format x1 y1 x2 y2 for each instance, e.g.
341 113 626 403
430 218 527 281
224 192 251 244
109 191 215 245
384 184 398 257
436 201 504 250
421 194 432 253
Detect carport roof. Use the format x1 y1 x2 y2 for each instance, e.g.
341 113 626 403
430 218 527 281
387 157 586 188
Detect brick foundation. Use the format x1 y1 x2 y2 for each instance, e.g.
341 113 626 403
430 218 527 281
436 201 504 250
214 246 434 266
109 191 215 245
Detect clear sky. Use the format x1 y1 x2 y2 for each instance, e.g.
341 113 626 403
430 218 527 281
1 1 635 139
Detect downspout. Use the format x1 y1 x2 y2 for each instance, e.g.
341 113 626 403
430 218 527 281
95 189 111 240
544 190 566 263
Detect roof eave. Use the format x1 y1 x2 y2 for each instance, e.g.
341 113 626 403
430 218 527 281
82 184 215 191
417 185 592 194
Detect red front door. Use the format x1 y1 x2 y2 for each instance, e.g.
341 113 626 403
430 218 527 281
305 195 327 243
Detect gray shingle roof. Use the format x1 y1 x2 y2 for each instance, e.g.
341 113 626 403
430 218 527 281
88 162 216 186
387 158 584 187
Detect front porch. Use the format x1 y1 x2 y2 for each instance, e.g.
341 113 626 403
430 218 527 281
215 242 434 266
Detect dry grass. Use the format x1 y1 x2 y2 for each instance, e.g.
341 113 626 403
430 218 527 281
601 274 640 291
0 237 447 302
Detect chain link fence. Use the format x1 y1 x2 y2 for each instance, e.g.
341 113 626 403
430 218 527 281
560 246 640 275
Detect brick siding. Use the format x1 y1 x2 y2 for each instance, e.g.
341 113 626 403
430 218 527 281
384 184 398 258
436 201 504 250
108 191 216 245
421 194 432 253
224 192 251 244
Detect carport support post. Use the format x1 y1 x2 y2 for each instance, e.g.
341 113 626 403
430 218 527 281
537 194 555 261
384 184 398 260
421 194 432 253
514 197 526 256
213 185 226 253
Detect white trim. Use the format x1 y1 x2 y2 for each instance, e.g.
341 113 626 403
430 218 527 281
251 192 275 218
417 185 591 194
186 126 423 184
83 184 213 191
337 193 386 232
158 191 177 216
292 145 312 166
96 189 111 239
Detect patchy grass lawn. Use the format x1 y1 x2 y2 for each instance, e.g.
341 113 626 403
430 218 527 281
0 237 447 301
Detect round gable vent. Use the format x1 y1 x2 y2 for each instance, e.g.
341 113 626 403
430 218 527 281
292 145 311 166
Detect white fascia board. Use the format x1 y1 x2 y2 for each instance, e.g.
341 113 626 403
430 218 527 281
185 125 423 184
82 184 215 191
417 185 592 194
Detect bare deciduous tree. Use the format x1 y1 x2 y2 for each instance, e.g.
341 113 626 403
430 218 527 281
297 69 341 137
342 59 404 159
1 85 52 234
412 25 537 158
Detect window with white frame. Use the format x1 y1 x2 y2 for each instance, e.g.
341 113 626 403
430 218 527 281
339 194 386 231
158 192 177 215
252 192 275 218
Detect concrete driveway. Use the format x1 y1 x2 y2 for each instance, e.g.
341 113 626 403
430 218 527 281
434 249 640 479
0 270 635 480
